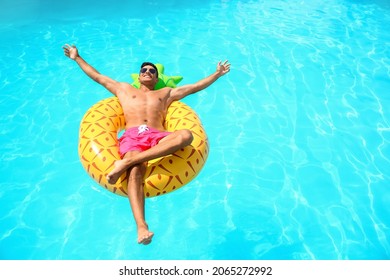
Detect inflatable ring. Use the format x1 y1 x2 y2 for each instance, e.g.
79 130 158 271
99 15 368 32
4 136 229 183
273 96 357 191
78 97 209 197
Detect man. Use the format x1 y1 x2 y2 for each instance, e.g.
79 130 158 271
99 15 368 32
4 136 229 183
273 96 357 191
63 44 230 245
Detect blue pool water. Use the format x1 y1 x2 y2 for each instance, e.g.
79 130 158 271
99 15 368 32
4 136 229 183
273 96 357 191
0 0 389 260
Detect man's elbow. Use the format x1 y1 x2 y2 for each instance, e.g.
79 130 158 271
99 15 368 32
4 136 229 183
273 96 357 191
94 74 104 84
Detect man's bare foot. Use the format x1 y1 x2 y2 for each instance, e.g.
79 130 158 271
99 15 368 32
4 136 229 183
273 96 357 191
138 227 154 245
106 159 130 184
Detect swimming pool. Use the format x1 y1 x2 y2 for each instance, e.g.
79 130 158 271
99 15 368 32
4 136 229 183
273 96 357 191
0 0 389 260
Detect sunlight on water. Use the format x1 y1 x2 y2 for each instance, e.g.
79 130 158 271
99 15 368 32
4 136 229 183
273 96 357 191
0 0 389 260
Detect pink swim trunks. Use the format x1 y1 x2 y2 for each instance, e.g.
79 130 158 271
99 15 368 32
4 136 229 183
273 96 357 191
118 125 171 158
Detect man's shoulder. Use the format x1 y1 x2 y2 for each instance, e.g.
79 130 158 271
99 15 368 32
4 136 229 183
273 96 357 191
154 86 171 90
118 82 138 90
153 87 172 94
114 82 139 96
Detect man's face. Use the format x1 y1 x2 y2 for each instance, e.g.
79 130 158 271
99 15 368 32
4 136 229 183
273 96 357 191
138 66 158 86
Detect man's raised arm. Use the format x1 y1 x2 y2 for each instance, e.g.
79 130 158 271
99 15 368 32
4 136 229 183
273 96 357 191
168 60 231 102
62 44 120 95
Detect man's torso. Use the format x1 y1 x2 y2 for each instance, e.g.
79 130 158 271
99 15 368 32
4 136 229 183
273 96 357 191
116 83 172 131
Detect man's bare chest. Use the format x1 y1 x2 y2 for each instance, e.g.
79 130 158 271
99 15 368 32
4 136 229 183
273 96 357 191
119 91 168 111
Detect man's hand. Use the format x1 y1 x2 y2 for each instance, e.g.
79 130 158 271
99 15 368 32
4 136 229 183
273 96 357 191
216 60 231 77
63 44 79 60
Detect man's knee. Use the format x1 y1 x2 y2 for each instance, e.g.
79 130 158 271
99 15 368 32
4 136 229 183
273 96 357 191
179 129 193 146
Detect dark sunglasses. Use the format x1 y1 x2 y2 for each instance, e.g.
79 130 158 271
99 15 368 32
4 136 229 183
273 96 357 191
140 67 156 74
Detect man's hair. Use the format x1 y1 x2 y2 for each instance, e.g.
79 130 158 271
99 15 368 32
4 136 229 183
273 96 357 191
140 62 158 78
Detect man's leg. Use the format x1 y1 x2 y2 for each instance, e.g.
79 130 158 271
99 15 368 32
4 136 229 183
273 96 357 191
107 129 193 184
124 151 154 245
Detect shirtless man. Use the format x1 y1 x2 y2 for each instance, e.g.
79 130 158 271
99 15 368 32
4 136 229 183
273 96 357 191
63 44 230 245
